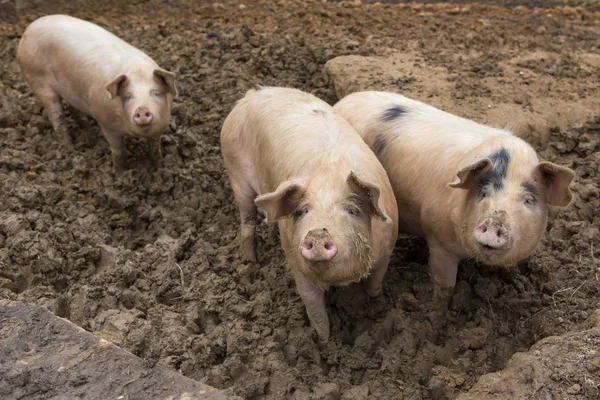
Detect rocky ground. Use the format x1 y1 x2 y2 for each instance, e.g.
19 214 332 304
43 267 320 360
0 0 599 399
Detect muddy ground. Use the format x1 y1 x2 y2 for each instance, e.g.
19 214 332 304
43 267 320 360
0 0 599 399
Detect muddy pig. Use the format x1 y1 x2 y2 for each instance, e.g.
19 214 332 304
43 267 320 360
221 87 398 343
17 15 177 171
334 91 574 308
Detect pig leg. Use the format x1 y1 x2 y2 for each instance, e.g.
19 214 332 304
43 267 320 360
428 241 461 310
34 87 73 149
146 137 163 169
364 252 392 297
222 146 258 262
239 204 257 263
229 178 258 263
102 128 127 172
293 270 329 344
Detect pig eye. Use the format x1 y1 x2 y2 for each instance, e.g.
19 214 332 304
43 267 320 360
152 90 161 97
524 195 536 205
346 207 360 217
478 187 489 201
293 208 308 221
125 93 133 101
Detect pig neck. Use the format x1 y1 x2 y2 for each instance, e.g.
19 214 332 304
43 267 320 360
424 185 470 259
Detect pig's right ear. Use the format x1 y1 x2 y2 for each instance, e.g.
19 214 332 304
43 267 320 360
346 172 389 221
449 158 493 189
254 179 308 223
154 69 178 98
534 161 575 207
104 74 128 99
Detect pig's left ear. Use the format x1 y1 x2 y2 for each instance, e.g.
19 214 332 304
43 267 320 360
255 178 308 223
449 158 493 189
105 74 128 99
153 68 178 98
534 161 575 207
347 172 388 221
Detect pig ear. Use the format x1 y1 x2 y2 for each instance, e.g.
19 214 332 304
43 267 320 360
534 161 575 207
449 158 493 189
153 68 178 98
254 178 308 223
104 74 128 99
346 172 388 221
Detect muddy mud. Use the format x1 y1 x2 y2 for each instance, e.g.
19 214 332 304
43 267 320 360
0 0 599 399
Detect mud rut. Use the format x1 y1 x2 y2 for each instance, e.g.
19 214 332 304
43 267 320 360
1 1 599 399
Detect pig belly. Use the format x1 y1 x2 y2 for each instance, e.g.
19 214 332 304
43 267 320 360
398 212 424 237
53 75 92 116
390 189 424 237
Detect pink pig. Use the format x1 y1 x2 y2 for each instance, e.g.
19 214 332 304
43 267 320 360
221 87 399 342
17 15 177 171
334 91 575 308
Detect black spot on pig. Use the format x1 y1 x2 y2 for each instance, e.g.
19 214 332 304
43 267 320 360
381 105 407 122
479 147 511 191
373 136 387 154
522 182 537 195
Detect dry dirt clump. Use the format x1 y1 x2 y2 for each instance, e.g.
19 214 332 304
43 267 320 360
1 0 599 399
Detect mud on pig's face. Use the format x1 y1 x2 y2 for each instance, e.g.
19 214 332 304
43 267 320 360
255 171 389 287
450 147 574 266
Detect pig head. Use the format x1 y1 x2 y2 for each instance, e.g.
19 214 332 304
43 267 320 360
450 145 575 268
104 64 177 139
255 170 389 290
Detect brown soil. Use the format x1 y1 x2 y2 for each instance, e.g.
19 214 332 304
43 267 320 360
355 0 600 11
0 0 599 399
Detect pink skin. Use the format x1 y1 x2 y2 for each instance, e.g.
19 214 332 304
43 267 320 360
301 229 338 262
474 217 509 250
17 15 177 172
333 91 575 310
221 87 399 343
133 106 153 126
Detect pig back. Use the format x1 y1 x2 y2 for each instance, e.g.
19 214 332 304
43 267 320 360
241 88 394 201
334 91 534 237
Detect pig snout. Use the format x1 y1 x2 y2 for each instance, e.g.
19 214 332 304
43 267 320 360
133 106 153 126
301 229 338 262
475 217 509 250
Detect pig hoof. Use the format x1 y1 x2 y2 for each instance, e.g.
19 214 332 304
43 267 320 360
242 254 257 264
112 154 128 172
241 245 257 263
433 286 454 311
238 263 257 286
153 159 164 171
312 324 330 346
316 331 329 347
427 310 448 344
364 283 382 298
